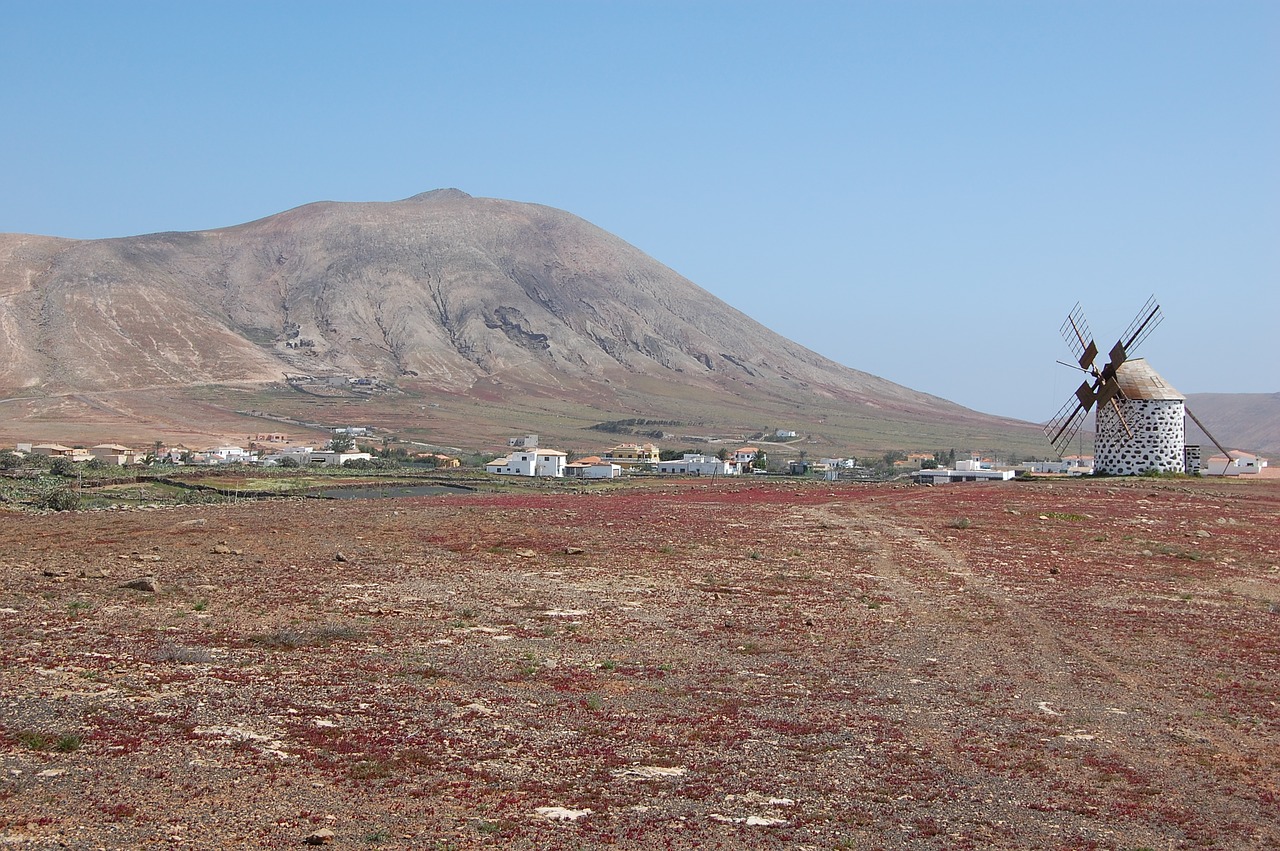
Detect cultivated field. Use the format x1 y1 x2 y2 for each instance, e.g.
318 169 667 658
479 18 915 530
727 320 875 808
1 476 1277 849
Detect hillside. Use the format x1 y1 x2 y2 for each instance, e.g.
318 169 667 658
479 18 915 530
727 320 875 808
1184 392 1280 459
0 190 1047 455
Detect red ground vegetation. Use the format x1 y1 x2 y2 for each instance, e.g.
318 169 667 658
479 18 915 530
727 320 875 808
1 476 1277 848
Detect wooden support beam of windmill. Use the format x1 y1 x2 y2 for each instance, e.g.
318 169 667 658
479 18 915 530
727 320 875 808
1186 407 1233 467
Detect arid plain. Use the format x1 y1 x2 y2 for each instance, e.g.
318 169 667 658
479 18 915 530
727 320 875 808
2 475 1277 849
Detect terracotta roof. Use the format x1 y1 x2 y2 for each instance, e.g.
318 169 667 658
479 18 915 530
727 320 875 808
1207 450 1265 462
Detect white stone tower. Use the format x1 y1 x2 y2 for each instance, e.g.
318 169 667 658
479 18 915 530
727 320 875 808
1093 358 1185 475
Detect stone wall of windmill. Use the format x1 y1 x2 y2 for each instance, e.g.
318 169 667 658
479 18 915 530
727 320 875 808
1095 398 1186 475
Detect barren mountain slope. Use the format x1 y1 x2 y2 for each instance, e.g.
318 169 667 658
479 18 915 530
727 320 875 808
1185 392 1280 458
0 190 1043 450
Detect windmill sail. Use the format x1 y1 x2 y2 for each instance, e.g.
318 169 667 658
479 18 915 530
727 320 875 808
1044 296 1163 457
1060 303 1097 370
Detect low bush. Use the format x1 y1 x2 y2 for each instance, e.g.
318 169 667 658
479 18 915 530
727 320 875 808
34 486 80 512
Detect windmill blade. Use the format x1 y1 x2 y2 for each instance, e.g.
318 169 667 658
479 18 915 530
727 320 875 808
1097 376 1122 408
1118 295 1163 356
1075 380 1098 411
1094 297 1160 381
1060 303 1098 371
1045 395 1090 456
1078 339 1098 372
1103 339 1128 377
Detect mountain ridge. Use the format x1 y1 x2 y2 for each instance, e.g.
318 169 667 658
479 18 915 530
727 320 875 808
0 191 1048 453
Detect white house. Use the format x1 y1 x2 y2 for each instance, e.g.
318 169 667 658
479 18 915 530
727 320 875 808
486 448 568 477
656 454 739 476
259 446 316 465
1018 460 1070 474
1037 454 1096 476
1062 454 1094 472
1202 451 1268 477
915 468 1016 484
732 446 760 466
534 450 567 477
309 450 374 467
565 457 621 479
775 429 797 439
201 446 256 465
161 446 192 464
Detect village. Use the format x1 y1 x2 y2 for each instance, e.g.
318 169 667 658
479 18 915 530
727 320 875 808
6 423 1269 484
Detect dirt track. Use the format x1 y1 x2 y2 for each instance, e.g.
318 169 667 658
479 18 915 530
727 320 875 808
2 477 1277 848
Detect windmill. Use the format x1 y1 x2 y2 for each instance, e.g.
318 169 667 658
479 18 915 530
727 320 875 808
1044 296 1183 474
1045 297 1233 475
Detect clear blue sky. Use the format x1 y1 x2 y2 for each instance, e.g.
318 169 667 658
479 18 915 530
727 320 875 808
3 1 1276 421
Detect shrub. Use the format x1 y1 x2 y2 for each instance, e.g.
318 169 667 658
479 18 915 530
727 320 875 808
48 457 76 477
250 623 363 649
34 486 80 512
251 628 307 649
14 731 80 752
16 731 49 750
55 734 82 752
176 489 227 505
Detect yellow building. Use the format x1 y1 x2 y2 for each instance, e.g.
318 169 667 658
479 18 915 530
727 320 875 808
603 443 660 467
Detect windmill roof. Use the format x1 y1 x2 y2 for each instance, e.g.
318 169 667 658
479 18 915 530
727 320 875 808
1115 358 1184 401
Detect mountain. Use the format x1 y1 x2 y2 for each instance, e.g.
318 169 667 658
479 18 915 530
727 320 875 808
1184 393 1280 459
0 190 1047 454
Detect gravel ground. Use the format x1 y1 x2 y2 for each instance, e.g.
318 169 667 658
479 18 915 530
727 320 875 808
1 476 1277 849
